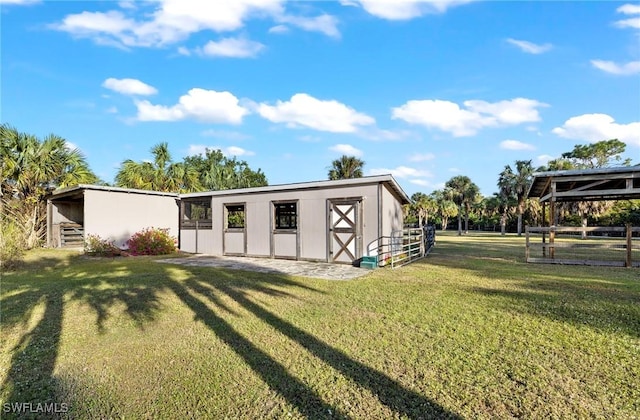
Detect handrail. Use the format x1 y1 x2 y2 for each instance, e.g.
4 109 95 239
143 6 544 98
366 226 436 269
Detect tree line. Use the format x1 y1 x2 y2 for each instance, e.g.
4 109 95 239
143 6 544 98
1 122 636 250
325 141 637 236
403 139 636 236
0 124 267 249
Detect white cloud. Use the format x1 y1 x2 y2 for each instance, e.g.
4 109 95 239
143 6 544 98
64 141 78 151
552 113 640 147
343 0 472 20
408 153 435 162
106 106 119 114
177 46 191 56
276 13 340 38
369 166 432 178
392 97 547 137
618 4 640 14
409 179 433 187
536 154 555 166
591 60 640 76
500 139 536 151
0 0 40 4
268 24 289 34
187 144 254 157
102 77 158 96
329 143 363 156
135 88 249 124
195 37 265 58
258 93 375 133
51 0 338 49
506 38 553 54
615 3 640 29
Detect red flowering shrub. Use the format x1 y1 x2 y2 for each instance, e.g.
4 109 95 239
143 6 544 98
126 228 177 256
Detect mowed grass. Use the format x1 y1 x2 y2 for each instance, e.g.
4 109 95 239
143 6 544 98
1 232 639 419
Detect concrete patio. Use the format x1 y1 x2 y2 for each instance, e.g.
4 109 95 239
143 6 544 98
156 255 372 280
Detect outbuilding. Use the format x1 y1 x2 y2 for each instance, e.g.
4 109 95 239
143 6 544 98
179 175 410 264
47 185 179 248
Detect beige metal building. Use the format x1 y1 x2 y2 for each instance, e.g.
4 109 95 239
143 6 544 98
47 185 179 248
179 175 410 264
46 175 410 265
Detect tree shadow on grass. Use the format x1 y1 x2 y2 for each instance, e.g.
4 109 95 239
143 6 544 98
171 266 461 419
420 240 640 338
2 252 460 418
0 256 169 419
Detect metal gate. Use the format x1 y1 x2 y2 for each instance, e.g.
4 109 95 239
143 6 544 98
328 199 362 263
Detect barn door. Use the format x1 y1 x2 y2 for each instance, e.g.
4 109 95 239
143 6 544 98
328 199 362 264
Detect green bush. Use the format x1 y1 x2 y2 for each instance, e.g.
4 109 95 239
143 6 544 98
0 218 26 270
126 228 177 256
84 234 120 257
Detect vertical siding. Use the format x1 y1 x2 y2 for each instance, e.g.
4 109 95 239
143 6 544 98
381 183 405 237
83 190 178 249
246 201 271 256
180 182 399 263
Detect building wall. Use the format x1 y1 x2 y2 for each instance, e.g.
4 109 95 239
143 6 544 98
179 183 391 262
381 183 405 236
83 190 179 248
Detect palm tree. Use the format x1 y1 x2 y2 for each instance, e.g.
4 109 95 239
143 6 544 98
115 142 200 193
0 124 98 248
431 190 457 230
445 175 480 235
498 160 533 236
410 192 437 227
328 155 364 180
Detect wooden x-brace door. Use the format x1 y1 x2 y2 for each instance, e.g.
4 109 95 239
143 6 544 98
328 199 362 263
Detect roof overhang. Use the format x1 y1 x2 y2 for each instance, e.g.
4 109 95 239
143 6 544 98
527 166 640 203
180 174 411 204
49 184 179 201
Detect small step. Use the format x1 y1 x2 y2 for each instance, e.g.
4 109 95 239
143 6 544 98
360 261 377 270
361 255 378 264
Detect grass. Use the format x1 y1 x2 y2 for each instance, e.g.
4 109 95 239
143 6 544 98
1 232 638 419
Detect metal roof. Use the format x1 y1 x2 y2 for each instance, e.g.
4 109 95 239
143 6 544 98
50 184 179 200
49 175 411 204
527 165 640 202
180 174 411 204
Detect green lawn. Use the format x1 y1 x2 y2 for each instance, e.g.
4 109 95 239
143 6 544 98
1 232 638 419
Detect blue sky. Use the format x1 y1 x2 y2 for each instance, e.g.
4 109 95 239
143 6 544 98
2 0 639 197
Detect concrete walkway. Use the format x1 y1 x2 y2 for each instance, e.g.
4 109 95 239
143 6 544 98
156 255 372 280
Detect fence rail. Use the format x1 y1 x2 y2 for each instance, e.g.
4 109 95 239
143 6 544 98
526 225 640 267
367 226 435 269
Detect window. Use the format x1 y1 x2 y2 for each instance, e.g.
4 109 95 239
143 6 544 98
274 202 297 230
181 199 212 229
226 204 245 229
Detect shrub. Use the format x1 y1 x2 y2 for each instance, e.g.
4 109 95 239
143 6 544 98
84 234 120 257
0 218 26 270
126 228 177 256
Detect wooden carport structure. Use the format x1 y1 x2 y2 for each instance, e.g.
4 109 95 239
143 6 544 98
526 166 640 267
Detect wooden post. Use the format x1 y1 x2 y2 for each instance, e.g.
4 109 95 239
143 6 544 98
626 223 632 268
525 225 530 262
549 200 556 259
542 202 546 257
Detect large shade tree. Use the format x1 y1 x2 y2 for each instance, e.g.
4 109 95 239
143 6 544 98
1 124 98 248
115 142 200 193
183 148 267 191
445 175 480 235
538 139 629 237
328 155 364 180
